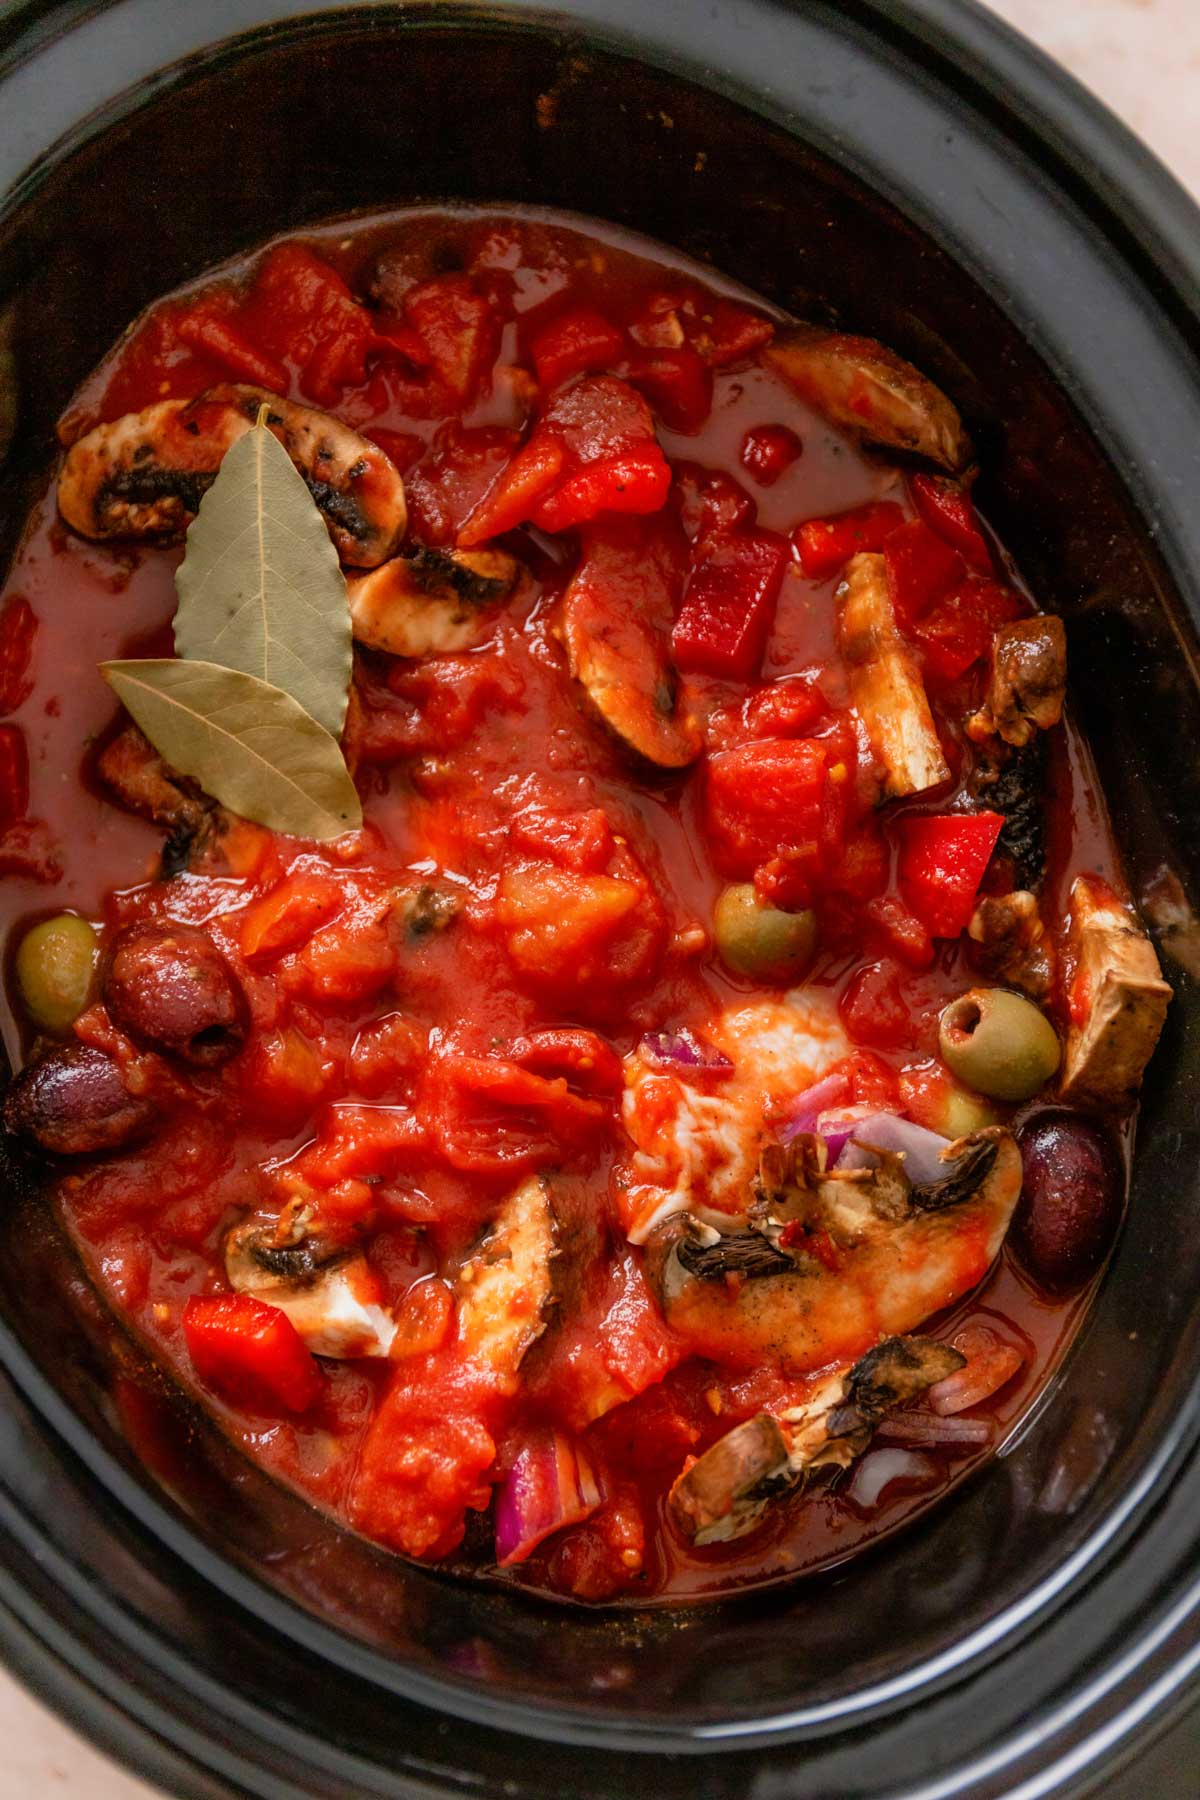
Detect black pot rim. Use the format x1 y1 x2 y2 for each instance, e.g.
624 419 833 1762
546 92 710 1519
3 2 1200 1795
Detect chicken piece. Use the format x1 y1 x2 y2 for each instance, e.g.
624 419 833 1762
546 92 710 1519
1061 875 1172 1105
969 890 1056 999
669 1335 964 1544
766 325 972 472
646 1127 1021 1372
559 516 702 769
347 546 522 657
225 1211 397 1359
456 1175 558 1391
837 552 949 798
59 384 406 566
969 616 1067 748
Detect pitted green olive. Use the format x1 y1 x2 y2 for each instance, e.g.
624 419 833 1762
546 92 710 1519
15 913 100 1033
713 884 817 981
939 986 1061 1102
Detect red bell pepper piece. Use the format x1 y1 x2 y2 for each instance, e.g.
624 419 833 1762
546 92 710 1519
705 736 830 877
896 811 1005 940
792 500 905 580
884 520 966 631
909 473 992 572
912 576 1025 686
625 345 713 433
0 595 37 715
174 307 288 392
457 435 564 545
0 724 29 831
530 307 626 389
533 446 669 534
672 462 757 545
183 1293 321 1414
740 424 803 487
363 428 425 472
672 528 788 680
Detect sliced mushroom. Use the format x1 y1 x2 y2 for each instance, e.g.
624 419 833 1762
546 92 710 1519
1061 875 1172 1104
968 616 1066 749
559 518 702 769
225 1210 396 1358
2 1044 156 1155
969 890 1056 1000
59 385 406 567
669 1334 964 1544
646 1127 1021 1372
837 552 949 798
765 326 973 472
456 1174 558 1391
96 724 217 874
347 545 522 657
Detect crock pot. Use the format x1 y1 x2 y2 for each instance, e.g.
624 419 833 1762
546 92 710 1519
2 2 1200 1795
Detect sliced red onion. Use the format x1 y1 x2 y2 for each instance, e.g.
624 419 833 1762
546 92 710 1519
875 1410 991 1450
815 1101 897 1163
927 1340 1024 1416
638 1029 733 1078
849 1448 936 1509
494 1430 603 1567
834 1112 953 1185
776 1070 851 1144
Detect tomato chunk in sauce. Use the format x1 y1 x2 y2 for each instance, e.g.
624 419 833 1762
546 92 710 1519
0 207 1169 1606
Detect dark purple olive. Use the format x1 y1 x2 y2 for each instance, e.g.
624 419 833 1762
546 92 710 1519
1013 1111 1124 1292
2 1044 155 1154
103 925 246 1066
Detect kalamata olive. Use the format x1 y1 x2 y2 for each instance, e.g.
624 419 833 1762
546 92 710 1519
713 883 817 981
1013 1111 1124 1291
2 1044 155 1154
103 925 246 1066
14 913 99 1032
939 986 1061 1102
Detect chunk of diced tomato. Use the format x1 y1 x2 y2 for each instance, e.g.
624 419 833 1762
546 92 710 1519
240 873 343 961
240 243 376 405
530 307 626 389
705 737 829 876
419 1051 609 1175
403 274 498 404
792 500 905 580
183 1293 321 1414
912 577 1026 686
896 810 1005 940
839 959 912 1051
740 424 802 487
909 473 992 572
884 519 966 631
0 724 29 831
671 528 789 681
625 345 713 433
533 445 669 534
0 595 36 715
173 303 288 392
862 893 935 969
696 299 775 366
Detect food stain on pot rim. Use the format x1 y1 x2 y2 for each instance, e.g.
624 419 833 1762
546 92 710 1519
0 203 1172 1604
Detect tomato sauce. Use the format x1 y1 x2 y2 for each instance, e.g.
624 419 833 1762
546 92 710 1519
0 207 1136 1604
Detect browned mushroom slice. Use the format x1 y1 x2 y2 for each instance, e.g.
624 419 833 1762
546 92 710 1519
456 1174 558 1391
765 326 973 471
347 546 522 657
969 615 1067 749
646 1128 1021 1372
669 1335 964 1544
97 725 215 840
838 552 949 798
59 385 406 567
969 890 1056 1000
559 517 702 769
225 1212 397 1358
1061 875 1172 1104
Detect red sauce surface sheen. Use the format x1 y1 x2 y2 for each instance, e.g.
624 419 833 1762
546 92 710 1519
0 207 1126 1604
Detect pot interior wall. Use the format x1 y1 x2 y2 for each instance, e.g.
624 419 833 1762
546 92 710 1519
0 6 1198 1736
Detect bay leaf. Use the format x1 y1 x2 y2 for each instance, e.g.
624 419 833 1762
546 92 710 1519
173 412 353 738
102 659 362 841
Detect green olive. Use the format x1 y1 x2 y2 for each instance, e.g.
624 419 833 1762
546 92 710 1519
939 986 1061 1102
932 1079 1002 1139
713 883 818 981
15 913 100 1033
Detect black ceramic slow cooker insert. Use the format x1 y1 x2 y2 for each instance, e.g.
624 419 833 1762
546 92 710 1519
1 3 1200 1795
